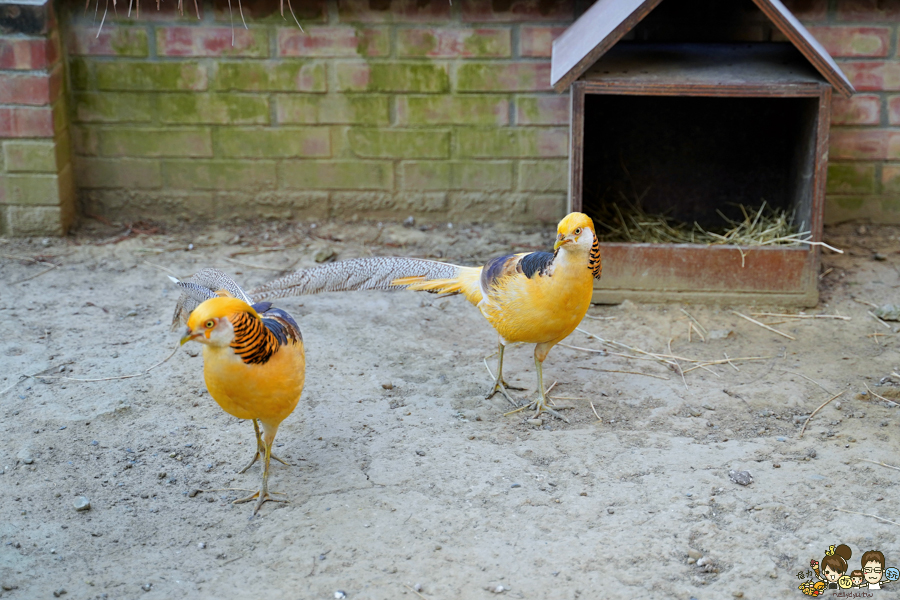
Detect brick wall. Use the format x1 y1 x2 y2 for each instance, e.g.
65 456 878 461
63 0 573 226
0 1 76 235
792 0 900 224
3 0 898 234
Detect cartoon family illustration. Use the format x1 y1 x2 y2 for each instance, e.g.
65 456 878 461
798 544 899 596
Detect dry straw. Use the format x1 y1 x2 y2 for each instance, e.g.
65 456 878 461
589 197 841 252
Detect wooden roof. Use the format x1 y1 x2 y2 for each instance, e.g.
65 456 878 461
550 0 855 98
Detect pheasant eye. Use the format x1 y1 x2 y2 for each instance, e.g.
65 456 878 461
574 227 582 235
205 320 215 329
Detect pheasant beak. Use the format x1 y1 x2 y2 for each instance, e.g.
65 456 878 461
180 326 200 345
554 233 572 251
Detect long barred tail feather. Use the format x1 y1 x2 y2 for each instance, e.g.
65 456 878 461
248 257 464 301
170 267 251 328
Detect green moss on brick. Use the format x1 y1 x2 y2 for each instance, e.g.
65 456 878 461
276 95 390 125
399 96 507 125
355 26 390 57
212 61 326 92
456 128 567 158
155 94 270 125
214 128 331 158
399 161 451 190
99 128 213 157
54 132 72 170
53 98 69 135
95 63 207 91
71 126 99 156
279 160 393 190
462 32 507 57
75 157 163 189
516 97 540 123
834 196 864 210
164 160 278 190
73 92 154 123
456 63 546 92
452 161 513 191
337 63 449 93
3 141 57 172
403 32 437 56
518 160 567 192
349 129 449 159
4 174 59 205
69 58 90 90
882 166 900 194
827 163 877 194
371 64 447 93
110 28 149 56
456 63 491 90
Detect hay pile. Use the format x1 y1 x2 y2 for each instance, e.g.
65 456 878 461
589 199 810 247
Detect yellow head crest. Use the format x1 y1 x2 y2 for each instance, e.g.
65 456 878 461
185 296 259 332
557 212 595 236
554 212 596 251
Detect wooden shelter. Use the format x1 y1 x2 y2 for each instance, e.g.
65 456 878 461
552 0 854 306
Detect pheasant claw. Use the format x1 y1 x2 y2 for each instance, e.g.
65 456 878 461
233 490 288 515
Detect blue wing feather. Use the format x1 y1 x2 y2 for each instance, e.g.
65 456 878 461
518 252 555 279
481 254 516 290
254 303 303 344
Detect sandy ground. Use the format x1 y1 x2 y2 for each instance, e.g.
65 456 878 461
1 219 899 600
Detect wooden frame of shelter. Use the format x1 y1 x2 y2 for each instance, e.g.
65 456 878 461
552 0 854 306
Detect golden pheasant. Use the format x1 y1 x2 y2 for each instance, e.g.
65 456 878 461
249 213 601 421
171 269 304 513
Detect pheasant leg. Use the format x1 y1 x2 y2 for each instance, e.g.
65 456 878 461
484 342 522 407
238 419 290 474
523 355 571 423
234 427 288 514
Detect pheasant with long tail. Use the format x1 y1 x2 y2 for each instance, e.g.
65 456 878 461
250 212 601 421
171 268 305 513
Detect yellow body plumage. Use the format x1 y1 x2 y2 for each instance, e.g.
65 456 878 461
202 341 305 426
479 253 593 347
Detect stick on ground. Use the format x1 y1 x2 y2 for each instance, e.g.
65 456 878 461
863 383 900 407
732 311 796 340
798 391 845 438
835 508 899 528
559 342 607 355
404 584 429 600
577 366 670 380
680 308 708 337
867 311 892 330
780 370 833 395
861 459 900 473
12 263 58 284
29 345 180 384
750 312 850 321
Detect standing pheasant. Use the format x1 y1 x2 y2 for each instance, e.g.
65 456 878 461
172 268 304 513
250 213 602 421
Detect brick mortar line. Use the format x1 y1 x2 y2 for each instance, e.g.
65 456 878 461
0 68 58 76
67 20 573 28
76 55 556 61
